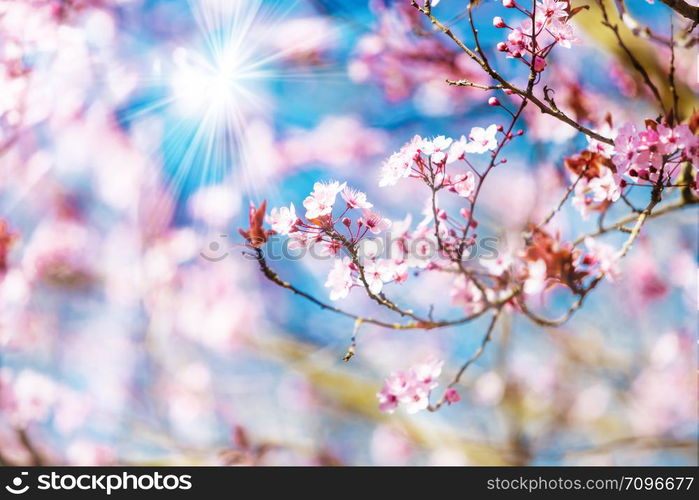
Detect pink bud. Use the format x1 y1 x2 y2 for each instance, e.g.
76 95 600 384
516 129 524 136
342 217 351 227
532 56 547 72
620 179 628 188
502 0 516 8
445 388 461 404
488 97 501 107
504 88 514 95
496 125 504 132
500 158 508 164
496 42 508 52
493 16 507 28
628 169 638 177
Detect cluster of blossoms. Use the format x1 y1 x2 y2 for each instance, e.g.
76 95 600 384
611 122 698 186
261 124 510 304
379 126 499 188
494 0 578 72
265 181 407 301
567 150 622 220
376 358 459 414
569 120 698 219
348 1 487 113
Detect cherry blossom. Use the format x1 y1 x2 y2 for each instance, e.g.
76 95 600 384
360 211 392 235
583 238 621 281
423 135 453 164
465 125 498 154
324 257 354 300
341 186 373 209
303 180 347 219
451 172 476 198
267 203 298 235
450 275 485 314
363 259 393 295
376 358 445 414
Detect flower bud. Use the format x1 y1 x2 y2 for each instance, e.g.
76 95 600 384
533 56 547 72
342 217 351 227
503 0 516 7
488 96 501 107
493 16 507 28
496 42 508 52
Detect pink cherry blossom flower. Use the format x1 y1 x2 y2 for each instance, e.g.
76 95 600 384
423 135 453 164
549 20 576 48
657 123 694 155
377 386 400 413
538 0 568 20
452 172 476 198
341 186 373 209
588 167 622 203
450 275 485 314
377 371 411 414
363 259 394 294
464 125 498 154
505 28 528 57
379 259 409 284
324 257 354 300
402 386 430 414
447 135 468 163
360 210 392 234
586 123 617 157
379 149 412 187
267 203 297 235
378 135 424 187
376 358 451 414
583 237 621 281
303 180 346 219
409 357 443 392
